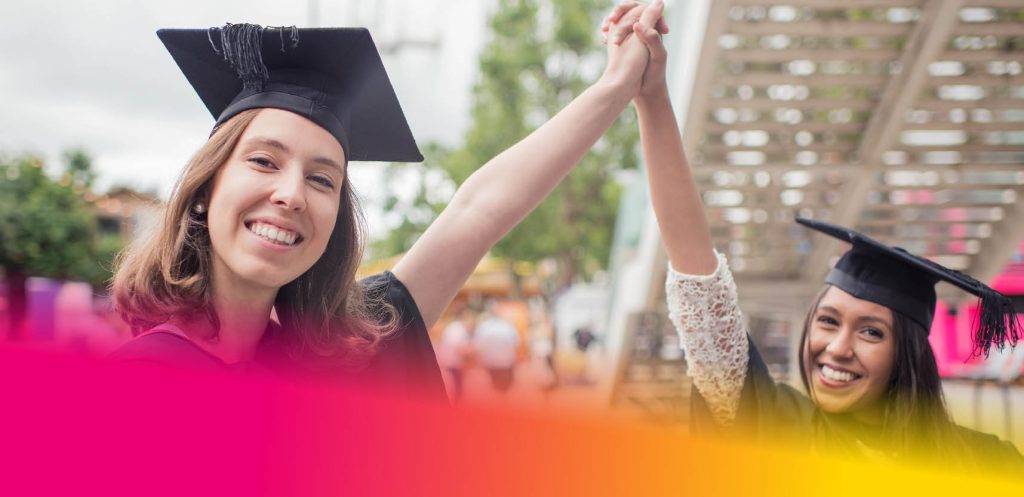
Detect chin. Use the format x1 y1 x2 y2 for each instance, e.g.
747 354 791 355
813 388 881 417
814 398 854 414
236 264 307 290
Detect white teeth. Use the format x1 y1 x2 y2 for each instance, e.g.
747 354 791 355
248 222 299 246
821 365 857 383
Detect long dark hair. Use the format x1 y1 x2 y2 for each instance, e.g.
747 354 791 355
797 284 967 464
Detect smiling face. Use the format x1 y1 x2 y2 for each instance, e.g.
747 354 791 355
206 108 347 295
802 286 897 423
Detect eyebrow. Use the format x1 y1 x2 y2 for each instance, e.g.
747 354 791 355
244 137 346 173
817 305 892 329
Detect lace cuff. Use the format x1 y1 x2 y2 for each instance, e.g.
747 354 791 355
665 252 747 426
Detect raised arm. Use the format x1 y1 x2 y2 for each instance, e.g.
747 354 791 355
609 1 748 426
607 0 714 274
393 8 664 328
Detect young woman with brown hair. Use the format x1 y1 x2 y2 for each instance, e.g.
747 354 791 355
110 17 664 399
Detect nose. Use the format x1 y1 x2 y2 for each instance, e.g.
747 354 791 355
825 329 855 360
269 168 307 212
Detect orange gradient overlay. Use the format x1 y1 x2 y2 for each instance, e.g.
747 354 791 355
0 345 1019 496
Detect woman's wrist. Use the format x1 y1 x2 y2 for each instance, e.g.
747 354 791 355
634 86 671 112
591 74 639 110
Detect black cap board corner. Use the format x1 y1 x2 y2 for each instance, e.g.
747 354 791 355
158 23 423 163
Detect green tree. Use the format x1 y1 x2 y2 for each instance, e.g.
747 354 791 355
63 148 98 189
376 0 640 289
371 143 453 258
0 151 116 340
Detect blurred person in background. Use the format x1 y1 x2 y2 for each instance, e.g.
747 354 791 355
438 306 477 403
474 301 521 395
606 0 1022 473
108 13 665 400
54 282 123 355
531 315 560 395
573 324 600 384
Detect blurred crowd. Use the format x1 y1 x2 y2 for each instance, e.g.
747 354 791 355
435 298 605 406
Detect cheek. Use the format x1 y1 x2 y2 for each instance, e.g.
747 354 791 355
207 172 244 220
804 328 826 357
801 331 819 372
311 201 341 249
207 188 241 233
863 343 895 381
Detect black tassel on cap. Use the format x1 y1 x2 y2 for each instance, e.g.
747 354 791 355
972 286 1022 358
913 254 1021 358
207 23 271 92
158 25 424 162
281 25 299 51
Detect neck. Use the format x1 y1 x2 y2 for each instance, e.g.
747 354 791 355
826 409 887 448
849 402 886 426
180 264 279 364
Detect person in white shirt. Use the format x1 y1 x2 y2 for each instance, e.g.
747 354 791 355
437 308 477 402
474 305 520 394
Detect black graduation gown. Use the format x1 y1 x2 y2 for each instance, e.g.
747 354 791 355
109 272 447 402
690 335 1024 471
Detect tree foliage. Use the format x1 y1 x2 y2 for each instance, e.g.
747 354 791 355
1 150 121 338
376 0 640 288
0 151 117 285
370 142 453 259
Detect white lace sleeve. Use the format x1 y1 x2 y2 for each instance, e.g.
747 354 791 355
665 251 747 426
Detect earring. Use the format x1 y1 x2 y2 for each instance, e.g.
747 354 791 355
193 202 206 214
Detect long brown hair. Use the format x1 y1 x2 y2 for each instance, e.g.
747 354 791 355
797 284 967 463
111 109 397 368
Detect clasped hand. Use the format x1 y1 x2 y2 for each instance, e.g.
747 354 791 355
599 0 670 101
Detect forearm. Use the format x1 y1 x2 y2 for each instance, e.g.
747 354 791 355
449 80 632 237
394 79 633 328
641 91 745 426
665 253 748 426
635 91 716 275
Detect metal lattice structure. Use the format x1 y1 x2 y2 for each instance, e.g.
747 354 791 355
668 0 1024 311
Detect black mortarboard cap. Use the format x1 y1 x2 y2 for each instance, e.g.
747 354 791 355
157 24 423 162
796 217 1021 357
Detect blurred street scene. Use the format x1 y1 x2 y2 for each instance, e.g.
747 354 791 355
2 0 1024 457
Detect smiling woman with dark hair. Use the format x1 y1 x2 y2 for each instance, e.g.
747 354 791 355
108 18 663 398
604 0 1023 473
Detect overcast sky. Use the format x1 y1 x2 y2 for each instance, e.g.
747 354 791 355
0 0 489 211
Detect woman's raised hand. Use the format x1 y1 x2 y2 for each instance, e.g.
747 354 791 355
601 0 669 101
614 1 717 275
601 1 668 43
599 0 666 97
